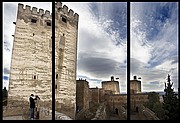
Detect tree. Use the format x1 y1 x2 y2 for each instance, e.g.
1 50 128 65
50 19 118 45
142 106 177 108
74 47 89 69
146 91 168 119
147 91 160 110
163 74 179 120
152 102 168 120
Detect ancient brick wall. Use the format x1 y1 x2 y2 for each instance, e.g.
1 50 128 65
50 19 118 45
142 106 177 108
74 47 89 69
76 79 89 112
89 88 100 106
55 2 79 119
107 94 127 113
130 80 141 94
102 81 120 94
131 94 148 111
8 3 52 103
8 2 79 120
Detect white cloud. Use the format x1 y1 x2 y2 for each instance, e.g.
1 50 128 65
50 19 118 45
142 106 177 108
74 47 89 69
155 60 178 71
63 2 127 91
130 2 178 92
131 19 152 64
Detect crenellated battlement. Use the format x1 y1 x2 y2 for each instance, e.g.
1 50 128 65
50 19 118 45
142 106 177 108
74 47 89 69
55 2 79 23
18 3 52 19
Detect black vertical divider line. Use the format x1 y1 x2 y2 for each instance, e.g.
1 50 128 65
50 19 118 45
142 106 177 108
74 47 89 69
127 1 130 120
178 2 179 117
52 1 55 120
1 2 3 121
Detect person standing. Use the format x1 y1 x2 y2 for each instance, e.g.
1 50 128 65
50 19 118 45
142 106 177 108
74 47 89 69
34 95 40 119
29 94 36 120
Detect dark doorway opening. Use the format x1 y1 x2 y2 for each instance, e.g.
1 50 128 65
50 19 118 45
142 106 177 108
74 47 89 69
115 108 118 115
136 107 139 113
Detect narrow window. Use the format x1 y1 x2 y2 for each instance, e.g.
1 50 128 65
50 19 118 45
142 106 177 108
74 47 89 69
62 17 67 23
47 22 51 26
34 75 36 79
31 19 37 23
55 84 57 89
56 74 58 79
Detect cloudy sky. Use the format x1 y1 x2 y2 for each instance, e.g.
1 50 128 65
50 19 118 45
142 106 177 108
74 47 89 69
3 2 178 93
131 2 178 92
63 2 127 92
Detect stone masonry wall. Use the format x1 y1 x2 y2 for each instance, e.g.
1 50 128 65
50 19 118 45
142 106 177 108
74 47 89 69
76 79 89 112
8 3 52 102
102 81 120 94
8 2 78 119
55 2 79 119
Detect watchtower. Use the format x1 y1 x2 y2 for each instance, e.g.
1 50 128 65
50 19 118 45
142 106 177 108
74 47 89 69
55 2 79 119
9 3 52 103
102 76 120 94
8 2 79 119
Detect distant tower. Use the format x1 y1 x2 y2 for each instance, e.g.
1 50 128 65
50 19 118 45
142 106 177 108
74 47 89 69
9 3 52 103
102 76 120 94
130 76 141 94
76 79 89 114
55 2 79 119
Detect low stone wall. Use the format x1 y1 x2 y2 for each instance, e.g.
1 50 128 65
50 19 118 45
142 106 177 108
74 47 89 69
39 107 72 120
91 103 108 120
55 111 72 120
117 106 127 120
3 99 29 117
3 98 72 120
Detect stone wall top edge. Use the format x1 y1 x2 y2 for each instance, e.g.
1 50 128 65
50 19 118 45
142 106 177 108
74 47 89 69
102 81 119 83
18 2 79 21
55 2 79 21
18 3 52 18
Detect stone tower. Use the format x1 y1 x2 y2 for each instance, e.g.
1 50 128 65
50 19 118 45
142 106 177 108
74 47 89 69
76 79 89 113
130 76 141 94
102 76 120 94
8 2 79 119
55 2 79 119
9 3 52 103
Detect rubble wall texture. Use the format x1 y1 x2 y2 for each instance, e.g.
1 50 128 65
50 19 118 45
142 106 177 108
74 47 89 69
8 2 79 120
55 2 79 119
102 81 120 94
9 3 52 103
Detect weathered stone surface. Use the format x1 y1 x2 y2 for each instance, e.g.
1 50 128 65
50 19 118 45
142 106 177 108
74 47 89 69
76 79 90 112
102 81 120 94
9 3 52 102
3 116 23 120
91 103 108 120
3 99 29 117
8 2 78 120
130 79 141 94
55 2 78 119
